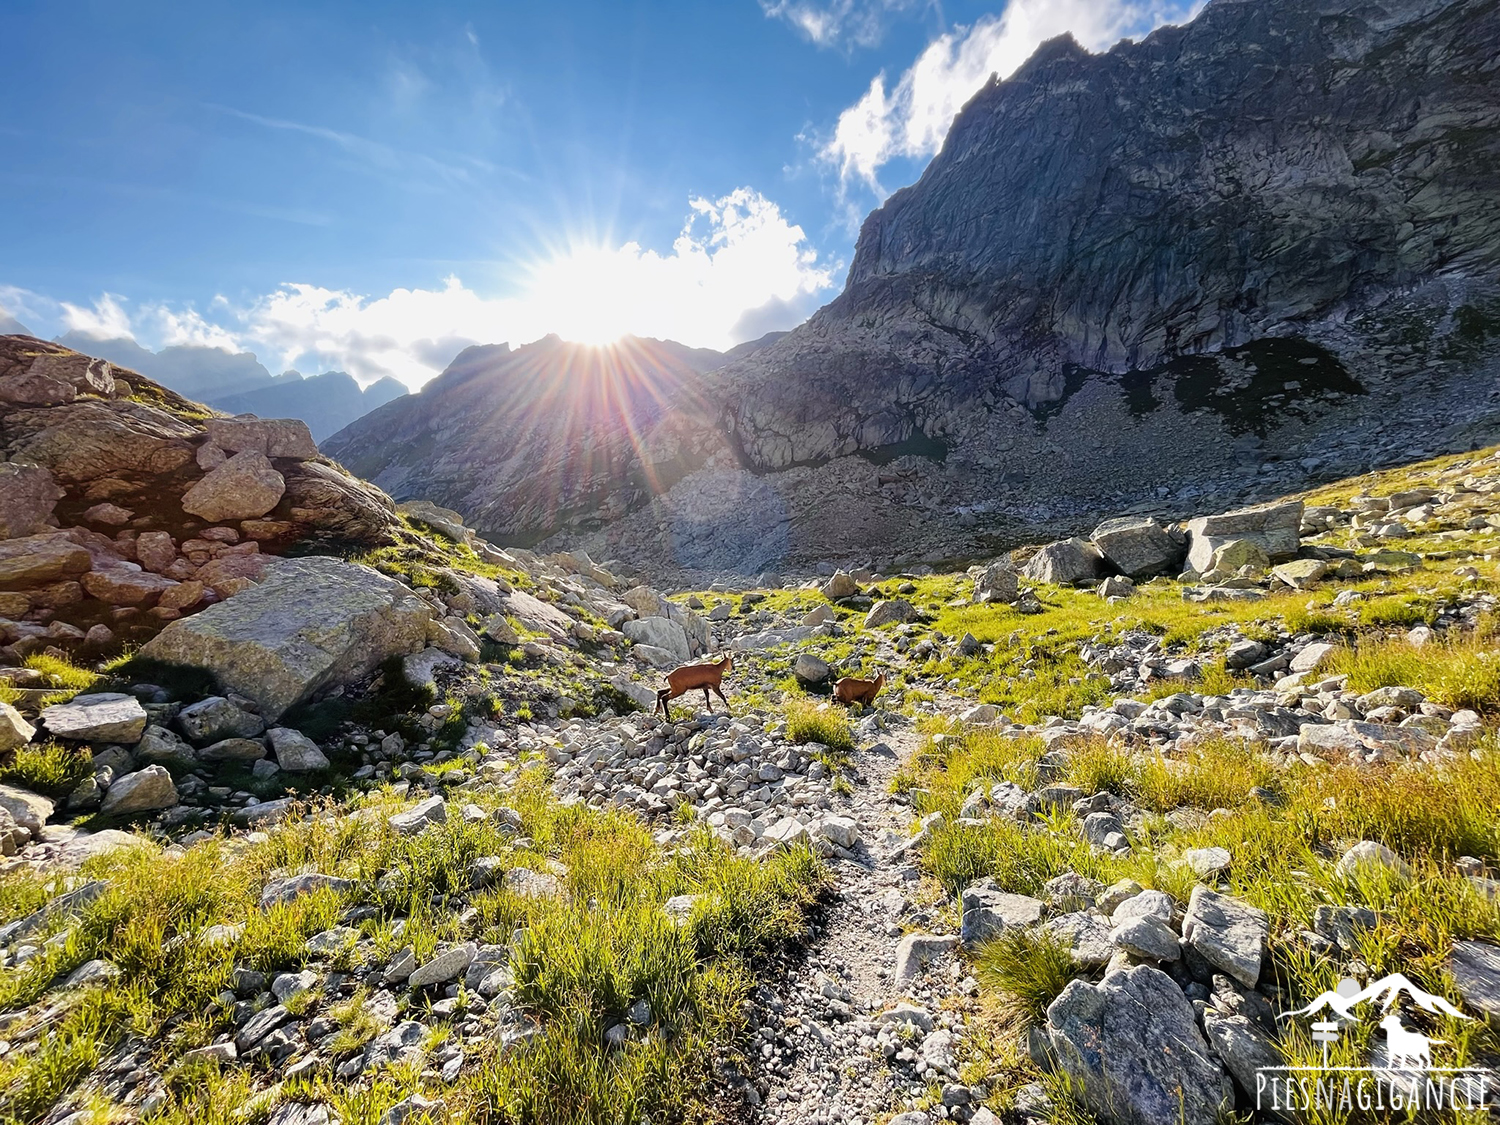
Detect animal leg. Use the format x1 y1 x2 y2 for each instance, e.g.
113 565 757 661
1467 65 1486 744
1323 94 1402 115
712 684 729 710
702 686 713 712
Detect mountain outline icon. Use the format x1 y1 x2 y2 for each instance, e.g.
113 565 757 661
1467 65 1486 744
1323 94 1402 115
1281 972 1471 1023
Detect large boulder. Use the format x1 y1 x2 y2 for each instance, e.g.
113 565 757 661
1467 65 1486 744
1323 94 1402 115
397 500 472 543
1022 538 1104 585
138 557 432 720
0 532 91 590
622 616 691 662
1047 965 1232 1125
864 599 919 628
279 462 402 548
205 417 320 461
41 693 148 744
1185 500 1304 572
100 764 178 815
0 463 65 539
1091 517 1185 579
4 399 198 484
972 560 1019 604
180 451 286 522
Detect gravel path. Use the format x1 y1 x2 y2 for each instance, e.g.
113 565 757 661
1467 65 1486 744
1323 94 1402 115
747 718 929 1125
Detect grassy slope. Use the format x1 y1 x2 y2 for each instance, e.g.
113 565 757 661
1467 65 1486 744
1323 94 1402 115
674 444 1500 1121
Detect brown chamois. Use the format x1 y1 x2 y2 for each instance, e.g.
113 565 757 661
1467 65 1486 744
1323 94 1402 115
833 671 885 706
654 653 734 720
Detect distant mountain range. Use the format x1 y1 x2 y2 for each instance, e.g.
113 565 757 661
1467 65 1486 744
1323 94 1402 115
47 333 408 441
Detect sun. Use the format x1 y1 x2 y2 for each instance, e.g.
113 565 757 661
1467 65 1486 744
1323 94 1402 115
524 243 632 346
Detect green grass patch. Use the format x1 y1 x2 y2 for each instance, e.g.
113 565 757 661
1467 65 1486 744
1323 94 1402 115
0 776 825 1124
975 928 1083 1025
783 699 855 753
0 741 93 801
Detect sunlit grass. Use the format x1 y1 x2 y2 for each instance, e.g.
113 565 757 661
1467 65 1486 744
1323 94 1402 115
783 699 854 754
0 775 825 1124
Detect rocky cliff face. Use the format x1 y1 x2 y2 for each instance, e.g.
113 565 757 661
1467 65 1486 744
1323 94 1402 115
327 0 1500 578
721 0 1500 471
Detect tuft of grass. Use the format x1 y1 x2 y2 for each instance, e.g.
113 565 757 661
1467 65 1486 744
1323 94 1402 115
1064 739 1134 797
783 699 854 754
21 654 99 703
0 741 93 801
974 928 1083 1025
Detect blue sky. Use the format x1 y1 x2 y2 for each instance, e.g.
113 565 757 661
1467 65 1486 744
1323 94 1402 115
0 0 1197 388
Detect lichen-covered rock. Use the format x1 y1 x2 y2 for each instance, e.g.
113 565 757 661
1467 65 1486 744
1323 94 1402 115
180 450 286 522
1047 965 1231 1125
138 557 432 720
1186 500 1304 572
1091 517 1184 579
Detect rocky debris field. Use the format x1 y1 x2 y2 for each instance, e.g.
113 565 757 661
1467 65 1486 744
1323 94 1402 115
1 383 1500 1125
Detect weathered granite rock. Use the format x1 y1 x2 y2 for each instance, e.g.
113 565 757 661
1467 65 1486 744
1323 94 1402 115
622 616 691 662
1186 500 1304 572
205 417 320 460
972 559 1020 604
1091 517 1184 579
41 694 148 744
0 462 65 540
1047 966 1231 1125
0 533 91 590
267 727 330 772
0 784 53 837
176 696 265 744
138 557 432 720
0 702 36 754
1449 940 1500 1022
1023 539 1103 585
864 598 919 628
960 879 1045 946
1181 886 1268 988
100 764 178 815
180 450 286 522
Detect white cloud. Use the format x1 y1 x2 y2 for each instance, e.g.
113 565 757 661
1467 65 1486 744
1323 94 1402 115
242 187 833 386
822 0 1201 193
760 0 926 49
13 188 833 391
152 306 241 350
59 293 134 340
